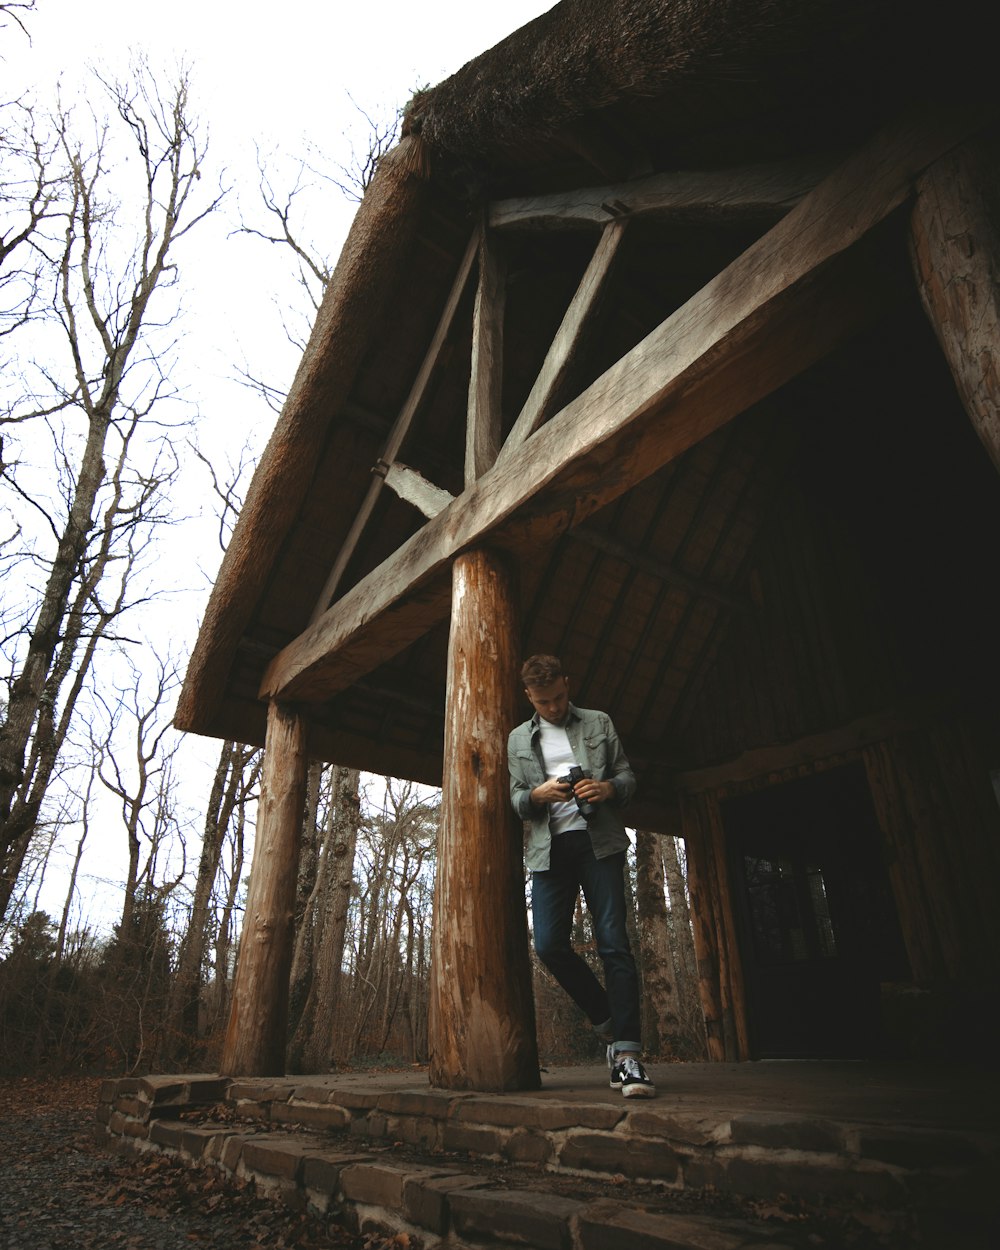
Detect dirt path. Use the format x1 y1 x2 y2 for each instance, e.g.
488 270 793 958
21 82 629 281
0 1078 390 1250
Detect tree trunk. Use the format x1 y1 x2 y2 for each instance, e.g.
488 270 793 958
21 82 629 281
429 547 539 1090
634 830 680 1057
167 741 256 1062
209 772 252 1037
289 765 360 1072
286 759 325 1039
220 701 308 1076
661 833 708 1058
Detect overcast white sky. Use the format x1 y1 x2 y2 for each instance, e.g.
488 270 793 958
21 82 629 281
5 0 555 936
10 0 556 436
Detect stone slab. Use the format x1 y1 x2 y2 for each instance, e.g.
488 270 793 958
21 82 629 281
578 1200 782 1250
729 1113 845 1153
402 1171 486 1234
559 1131 680 1181
451 1095 624 1131
271 1100 352 1130
339 1161 408 1207
300 1150 374 1196
449 1187 584 1250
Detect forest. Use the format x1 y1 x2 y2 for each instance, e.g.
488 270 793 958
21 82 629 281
0 1 706 1078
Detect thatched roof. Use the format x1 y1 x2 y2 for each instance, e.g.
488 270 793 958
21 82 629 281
175 0 977 821
402 0 937 188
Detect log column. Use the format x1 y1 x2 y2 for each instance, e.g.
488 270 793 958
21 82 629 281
910 131 1000 475
429 547 540 1090
220 700 308 1076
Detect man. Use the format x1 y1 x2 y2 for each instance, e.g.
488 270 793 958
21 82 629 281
507 654 655 1098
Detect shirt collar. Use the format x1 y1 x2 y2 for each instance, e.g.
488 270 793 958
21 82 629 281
530 702 580 732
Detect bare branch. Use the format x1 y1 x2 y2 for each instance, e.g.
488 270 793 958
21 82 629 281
0 2 37 39
0 59 221 918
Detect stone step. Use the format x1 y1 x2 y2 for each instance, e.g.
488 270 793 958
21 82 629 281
97 1069 999 1249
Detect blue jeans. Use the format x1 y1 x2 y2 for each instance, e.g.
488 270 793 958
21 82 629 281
531 829 641 1050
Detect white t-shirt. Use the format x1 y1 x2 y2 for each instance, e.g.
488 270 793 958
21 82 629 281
537 719 587 834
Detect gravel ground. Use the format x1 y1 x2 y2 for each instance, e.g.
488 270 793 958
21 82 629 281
0 1078 384 1250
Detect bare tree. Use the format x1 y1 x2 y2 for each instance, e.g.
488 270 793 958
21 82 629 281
0 2 36 38
206 753 259 1034
95 654 187 938
287 764 362 1072
634 829 682 1057
233 98 399 412
0 61 223 918
165 737 260 1063
661 833 708 1057
0 98 66 338
344 779 437 1061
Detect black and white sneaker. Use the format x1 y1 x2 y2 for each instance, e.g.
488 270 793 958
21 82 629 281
611 1052 656 1098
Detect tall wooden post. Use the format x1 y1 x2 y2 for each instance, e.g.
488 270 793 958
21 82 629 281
429 547 540 1090
220 700 308 1076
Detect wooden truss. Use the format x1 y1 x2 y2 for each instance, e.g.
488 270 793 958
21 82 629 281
221 96 999 1082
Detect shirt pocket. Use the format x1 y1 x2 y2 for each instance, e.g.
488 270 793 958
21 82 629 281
513 748 541 783
583 732 609 774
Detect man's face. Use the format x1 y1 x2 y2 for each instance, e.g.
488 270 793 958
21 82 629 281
525 676 570 725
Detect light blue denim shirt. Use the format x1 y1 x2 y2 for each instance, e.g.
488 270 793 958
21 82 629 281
507 703 636 871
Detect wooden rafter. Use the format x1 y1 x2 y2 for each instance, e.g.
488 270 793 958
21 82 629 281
488 158 836 232
570 525 752 614
499 218 627 460
260 101 984 706
378 460 455 519
308 228 479 622
465 217 506 486
909 130 1000 475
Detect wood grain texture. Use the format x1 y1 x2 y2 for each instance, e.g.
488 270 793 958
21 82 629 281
488 158 834 232
500 218 627 457
428 549 540 1089
220 701 308 1076
466 222 506 487
382 461 456 518
311 228 479 620
260 101 983 707
910 131 1000 475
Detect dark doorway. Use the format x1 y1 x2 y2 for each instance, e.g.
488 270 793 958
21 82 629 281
722 763 909 1058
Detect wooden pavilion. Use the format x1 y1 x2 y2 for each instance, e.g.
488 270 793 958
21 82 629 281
175 0 1000 1088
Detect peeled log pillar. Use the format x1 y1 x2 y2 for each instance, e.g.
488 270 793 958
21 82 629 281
910 131 1000 475
429 547 540 1090
220 700 308 1076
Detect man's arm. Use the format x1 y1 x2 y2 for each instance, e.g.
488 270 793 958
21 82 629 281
508 730 541 820
600 714 636 807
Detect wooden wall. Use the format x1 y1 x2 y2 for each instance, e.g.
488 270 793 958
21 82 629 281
667 313 1000 1058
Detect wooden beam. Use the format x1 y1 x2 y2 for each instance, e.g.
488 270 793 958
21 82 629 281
378 460 456 518
909 131 1000 475
668 699 956 794
488 157 835 232
309 228 478 622
220 700 308 1076
261 101 983 707
429 548 540 1090
465 219 506 486
500 218 627 460
571 525 752 614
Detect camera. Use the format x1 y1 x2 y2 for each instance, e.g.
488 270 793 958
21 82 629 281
558 764 595 821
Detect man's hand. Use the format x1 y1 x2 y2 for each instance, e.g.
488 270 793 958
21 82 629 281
573 777 615 805
530 778 573 805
